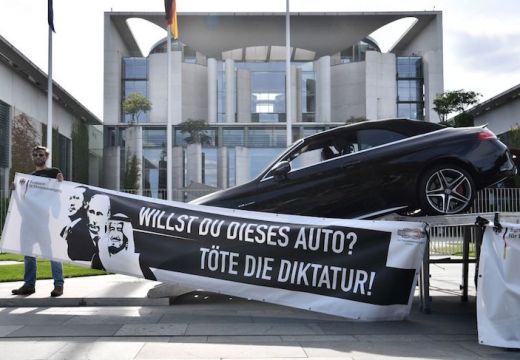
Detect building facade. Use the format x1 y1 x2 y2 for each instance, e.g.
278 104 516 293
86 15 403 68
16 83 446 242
0 35 103 195
103 11 444 200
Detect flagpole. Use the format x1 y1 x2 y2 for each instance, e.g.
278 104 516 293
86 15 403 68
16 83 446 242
285 0 292 147
166 25 173 200
47 26 53 167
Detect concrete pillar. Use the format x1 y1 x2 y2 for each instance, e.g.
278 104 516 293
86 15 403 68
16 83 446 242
237 68 251 123
291 64 298 125
225 58 235 123
172 146 184 201
186 143 202 185
296 67 303 123
315 56 331 123
103 146 120 190
235 146 250 185
207 58 217 123
172 51 183 124
217 146 228 189
365 52 397 120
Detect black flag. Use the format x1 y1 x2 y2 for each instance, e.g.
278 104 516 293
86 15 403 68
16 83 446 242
48 0 55 32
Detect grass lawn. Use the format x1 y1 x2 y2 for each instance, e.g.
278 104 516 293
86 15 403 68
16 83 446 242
0 253 106 282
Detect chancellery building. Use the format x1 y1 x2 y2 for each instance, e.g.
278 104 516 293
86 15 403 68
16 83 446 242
102 11 443 200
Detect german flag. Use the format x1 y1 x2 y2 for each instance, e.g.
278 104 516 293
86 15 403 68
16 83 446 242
164 0 178 39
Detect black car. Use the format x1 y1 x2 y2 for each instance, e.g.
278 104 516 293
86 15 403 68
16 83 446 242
192 119 516 218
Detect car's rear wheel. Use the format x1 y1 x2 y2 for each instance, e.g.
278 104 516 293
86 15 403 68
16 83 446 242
419 164 475 215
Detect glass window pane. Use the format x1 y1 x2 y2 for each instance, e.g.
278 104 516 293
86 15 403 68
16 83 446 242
223 128 244 146
123 58 148 79
202 147 218 187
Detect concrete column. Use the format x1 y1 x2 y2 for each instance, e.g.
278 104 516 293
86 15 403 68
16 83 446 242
365 52 397 120
172 51 183 124
172 146 184 201
217 146 228 189
207 58 217 123
103 146 120 190
186 143 202 185
235 146 250 185
315 56 331 123
225 58 235 123
296 67 303 122
291 64 298 125
237 68 251 123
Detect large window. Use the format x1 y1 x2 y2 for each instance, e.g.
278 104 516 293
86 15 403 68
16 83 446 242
216 61 316 124
122 57 149 123
396 57 424 120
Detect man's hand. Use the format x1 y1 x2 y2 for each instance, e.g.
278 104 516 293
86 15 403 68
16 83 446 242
56 173 64 182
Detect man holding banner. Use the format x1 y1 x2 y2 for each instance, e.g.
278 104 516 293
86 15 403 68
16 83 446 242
11 145 65 297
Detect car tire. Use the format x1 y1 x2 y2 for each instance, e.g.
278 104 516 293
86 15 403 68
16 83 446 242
419 164 475 215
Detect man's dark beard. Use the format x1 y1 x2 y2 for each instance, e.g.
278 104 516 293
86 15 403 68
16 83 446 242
108 234 128 256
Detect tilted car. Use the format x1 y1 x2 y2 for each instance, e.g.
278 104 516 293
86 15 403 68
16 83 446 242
192 119 517 219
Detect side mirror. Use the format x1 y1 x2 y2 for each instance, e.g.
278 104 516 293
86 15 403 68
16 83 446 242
270 161 291 180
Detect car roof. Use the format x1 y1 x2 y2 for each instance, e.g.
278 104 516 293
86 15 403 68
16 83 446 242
304 118 445 142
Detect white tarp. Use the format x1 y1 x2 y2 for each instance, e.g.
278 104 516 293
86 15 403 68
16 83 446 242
1 173 427 320
477 224 520 348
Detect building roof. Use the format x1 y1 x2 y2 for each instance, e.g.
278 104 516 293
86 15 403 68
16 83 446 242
0 34 102 125
467 84 520 117
108 11 441 59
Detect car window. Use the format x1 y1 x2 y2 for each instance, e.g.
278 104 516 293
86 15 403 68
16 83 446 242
357 129 406 150
284 132 359 172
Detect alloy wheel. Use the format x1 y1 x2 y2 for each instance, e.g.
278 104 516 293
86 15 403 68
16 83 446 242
425 168 473 214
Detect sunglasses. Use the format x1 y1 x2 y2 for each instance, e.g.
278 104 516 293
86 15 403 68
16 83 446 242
32 153 47 158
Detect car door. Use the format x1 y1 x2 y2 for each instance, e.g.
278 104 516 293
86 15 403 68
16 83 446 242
353 128 411 214
248 133 374 218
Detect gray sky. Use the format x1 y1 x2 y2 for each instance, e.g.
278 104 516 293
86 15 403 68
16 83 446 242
1 0 519 119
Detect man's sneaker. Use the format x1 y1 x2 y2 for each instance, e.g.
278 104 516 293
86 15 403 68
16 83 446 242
11 285 35 296
50 285 63 297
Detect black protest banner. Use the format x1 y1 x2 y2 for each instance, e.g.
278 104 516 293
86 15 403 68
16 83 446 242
1 174 427 320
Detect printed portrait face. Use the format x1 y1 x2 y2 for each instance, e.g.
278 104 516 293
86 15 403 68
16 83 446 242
107 220 128 255
67 187 86 216
87 194 110 236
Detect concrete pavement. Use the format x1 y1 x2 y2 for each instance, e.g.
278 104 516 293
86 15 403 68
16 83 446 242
0 264 517 359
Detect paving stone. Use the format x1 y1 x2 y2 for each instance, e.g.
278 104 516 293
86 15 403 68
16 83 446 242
6 324 121 338
186 323 324 336
136 342 306 359
115 323 188 336
0 325 23 337
0 339 68 360
47 338 146 360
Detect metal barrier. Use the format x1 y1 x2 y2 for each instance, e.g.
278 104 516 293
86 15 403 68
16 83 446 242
429 188 520 256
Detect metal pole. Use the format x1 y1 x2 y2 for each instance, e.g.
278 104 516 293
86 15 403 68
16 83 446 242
285 0 292 147
47 27 53 167
167 26 173 200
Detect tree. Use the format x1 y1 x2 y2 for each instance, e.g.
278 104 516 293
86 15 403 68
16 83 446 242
178 119 212 145
122 92 152 123
10 113 39 183
123 154 140 190
433 89 481 124
508 126 520 150
71 121 89 183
